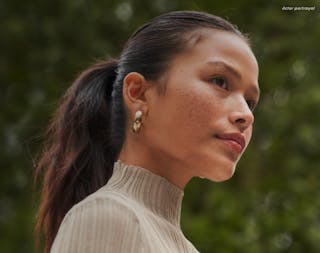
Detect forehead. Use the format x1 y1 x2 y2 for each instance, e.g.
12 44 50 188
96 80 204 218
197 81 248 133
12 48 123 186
174 29 259 82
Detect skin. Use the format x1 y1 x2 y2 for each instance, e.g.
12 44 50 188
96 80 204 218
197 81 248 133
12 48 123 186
118 29 260 189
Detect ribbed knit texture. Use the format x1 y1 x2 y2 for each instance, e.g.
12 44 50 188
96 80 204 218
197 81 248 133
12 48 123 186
50 160 200 253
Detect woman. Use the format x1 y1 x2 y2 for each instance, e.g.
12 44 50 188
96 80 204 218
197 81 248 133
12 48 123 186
36 10 260 253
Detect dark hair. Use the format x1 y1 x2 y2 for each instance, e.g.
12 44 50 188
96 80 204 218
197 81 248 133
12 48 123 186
35 10 248 252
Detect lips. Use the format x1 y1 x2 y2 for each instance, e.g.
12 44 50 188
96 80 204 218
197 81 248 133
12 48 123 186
215 133 246 153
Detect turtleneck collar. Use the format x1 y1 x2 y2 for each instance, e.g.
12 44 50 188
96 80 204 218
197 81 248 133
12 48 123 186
104 160 184 228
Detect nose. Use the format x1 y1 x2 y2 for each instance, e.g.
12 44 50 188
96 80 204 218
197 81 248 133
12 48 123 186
229 98 254 132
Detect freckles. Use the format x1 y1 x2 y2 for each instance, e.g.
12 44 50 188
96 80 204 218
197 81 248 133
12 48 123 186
175 89 215 130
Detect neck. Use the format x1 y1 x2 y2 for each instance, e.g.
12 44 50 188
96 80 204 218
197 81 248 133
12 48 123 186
106 160 185 227
118 140 194 189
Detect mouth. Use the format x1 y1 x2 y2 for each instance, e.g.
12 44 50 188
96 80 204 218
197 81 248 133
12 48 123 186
215 132 246 153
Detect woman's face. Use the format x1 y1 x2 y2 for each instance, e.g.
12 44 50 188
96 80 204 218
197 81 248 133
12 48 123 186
141 29 260 186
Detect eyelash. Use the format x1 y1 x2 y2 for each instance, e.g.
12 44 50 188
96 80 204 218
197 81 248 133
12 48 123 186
210 76 257 111
246 100 257 111
211 76 228 90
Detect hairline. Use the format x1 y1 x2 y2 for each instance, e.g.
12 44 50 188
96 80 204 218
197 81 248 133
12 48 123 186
153 27 251 96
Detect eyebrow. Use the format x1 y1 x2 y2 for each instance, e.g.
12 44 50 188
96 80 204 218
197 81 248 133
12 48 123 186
205 60 260 96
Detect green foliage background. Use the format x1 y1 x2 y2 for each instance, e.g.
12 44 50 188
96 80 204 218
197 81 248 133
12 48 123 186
1 0 319 252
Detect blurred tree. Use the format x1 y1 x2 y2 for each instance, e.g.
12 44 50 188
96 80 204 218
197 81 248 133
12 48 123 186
0 0 319 252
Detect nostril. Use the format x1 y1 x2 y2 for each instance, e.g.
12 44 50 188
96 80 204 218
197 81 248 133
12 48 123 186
235 118 246 124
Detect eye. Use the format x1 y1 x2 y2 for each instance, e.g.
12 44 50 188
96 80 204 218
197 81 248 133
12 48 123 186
211 77 228 90
246 99 257 111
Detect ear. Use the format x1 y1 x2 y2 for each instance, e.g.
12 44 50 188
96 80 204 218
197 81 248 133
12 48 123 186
122 72 149 116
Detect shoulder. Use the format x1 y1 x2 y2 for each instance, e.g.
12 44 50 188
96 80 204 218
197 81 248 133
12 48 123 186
51 190 146 253
62 190 139 227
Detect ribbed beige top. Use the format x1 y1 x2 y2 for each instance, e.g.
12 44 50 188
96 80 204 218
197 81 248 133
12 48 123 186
50 160 200 253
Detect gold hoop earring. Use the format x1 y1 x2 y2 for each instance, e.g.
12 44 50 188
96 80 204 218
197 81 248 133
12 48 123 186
132 110 143 133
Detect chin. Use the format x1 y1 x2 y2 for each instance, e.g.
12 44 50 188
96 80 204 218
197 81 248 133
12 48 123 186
205 163 236 182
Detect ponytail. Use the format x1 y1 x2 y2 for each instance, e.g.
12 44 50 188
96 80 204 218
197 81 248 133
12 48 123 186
35 59 119 253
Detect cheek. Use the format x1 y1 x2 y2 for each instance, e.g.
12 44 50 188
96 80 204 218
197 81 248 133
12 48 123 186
144 80 225 161
171 86 221 135
244 125 253 147
144 86 208 151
